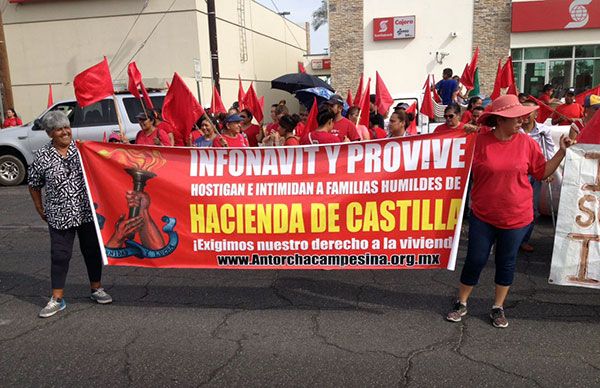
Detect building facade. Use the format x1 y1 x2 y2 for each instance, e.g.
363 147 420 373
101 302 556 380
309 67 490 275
2 0 307 121
328 0 599 100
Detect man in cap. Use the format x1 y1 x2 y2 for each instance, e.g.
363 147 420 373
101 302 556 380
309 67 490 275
325 94 360 142
552 88 584 126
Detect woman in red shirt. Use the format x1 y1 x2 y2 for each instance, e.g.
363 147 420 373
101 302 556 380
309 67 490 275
212 114 249 148
3 108 23 128
277 114 301 146
300 106 340 145
240 109 262 147
461 96 483 124
134 112 171 146
446 94 572 328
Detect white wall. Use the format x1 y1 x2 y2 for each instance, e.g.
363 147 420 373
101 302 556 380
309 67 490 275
363 0 474 97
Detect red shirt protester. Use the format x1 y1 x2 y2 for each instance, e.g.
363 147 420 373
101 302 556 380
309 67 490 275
3 117 22 128
370 126 387 139
157 121 183 146
470 131 546 229
538 93 551 104
266 122 279 134
460 110 472 124
212 134 249 148
552 103 584 125
433 122 465 133
331 117 360 142
243 124 261 147
300 131 340 145
284 136 300 146
135 127 171 146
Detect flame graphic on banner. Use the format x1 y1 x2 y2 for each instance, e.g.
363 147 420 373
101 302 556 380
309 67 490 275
98 148 167 172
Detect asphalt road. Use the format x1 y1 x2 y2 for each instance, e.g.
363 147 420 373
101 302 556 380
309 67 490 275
1 185 599 387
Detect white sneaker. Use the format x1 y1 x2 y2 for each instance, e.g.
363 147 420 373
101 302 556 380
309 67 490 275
39 297 66 318
90 288 113 304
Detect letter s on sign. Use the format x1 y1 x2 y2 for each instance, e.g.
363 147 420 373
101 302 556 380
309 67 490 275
378 20 389 33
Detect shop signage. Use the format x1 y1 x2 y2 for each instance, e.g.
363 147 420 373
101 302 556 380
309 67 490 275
311 58 331 70
373 16 416 41
512 0 600 32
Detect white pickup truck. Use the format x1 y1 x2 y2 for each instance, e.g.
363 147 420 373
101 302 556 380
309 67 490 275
0 92 165 186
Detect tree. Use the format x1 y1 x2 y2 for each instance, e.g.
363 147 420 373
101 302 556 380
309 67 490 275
311 0 327 31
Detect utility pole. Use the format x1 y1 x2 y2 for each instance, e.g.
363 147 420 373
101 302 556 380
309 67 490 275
207 0 220 93
0 10 14 117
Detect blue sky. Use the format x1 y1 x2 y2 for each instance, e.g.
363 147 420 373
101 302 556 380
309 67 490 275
255 0 329 54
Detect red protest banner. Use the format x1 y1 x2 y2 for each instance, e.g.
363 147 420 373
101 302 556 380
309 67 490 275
78 132 475 270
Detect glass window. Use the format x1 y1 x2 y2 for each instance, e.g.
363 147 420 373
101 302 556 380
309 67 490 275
511 48 523 61
34 102 77 130
574 59 600 94
549 60 573 98
575 45 600 58
524 62 546 97
123 96 165 123
73 100 118 127
549 46 572 59
524 47 549 60
513 62 522 91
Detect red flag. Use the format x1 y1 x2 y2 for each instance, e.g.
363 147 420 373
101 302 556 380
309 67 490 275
375 71 394 116
406 102 418 135
575 85 600 106
528 95 554 123
127 62 142 99
298 62 306 73
501 56 515 90
577 109 600 144
73 57 114 107
242 83 264 123
346 89 353 107
47 84 54 108
490 59 503 100
238 75 245 110
420 75 435 119
211 84 227 114
258 96 265 112
355 74 364 108
140 83 155 110
460 63 474 90
431 74 442 103
359 78 371 127
162 73 205 140
298 97 318 138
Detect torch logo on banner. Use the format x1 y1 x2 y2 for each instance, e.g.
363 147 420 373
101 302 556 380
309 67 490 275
565 0 592 29
96 148 179 259
378 20 389 33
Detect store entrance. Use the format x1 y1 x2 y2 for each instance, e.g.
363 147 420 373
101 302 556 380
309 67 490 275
523 61 546 98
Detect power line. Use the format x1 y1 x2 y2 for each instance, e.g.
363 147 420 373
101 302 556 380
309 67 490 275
109 0 149 67
113 0 178 80
268 0 303 50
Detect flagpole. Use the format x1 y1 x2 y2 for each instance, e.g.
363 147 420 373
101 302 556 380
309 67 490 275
112 95 127 141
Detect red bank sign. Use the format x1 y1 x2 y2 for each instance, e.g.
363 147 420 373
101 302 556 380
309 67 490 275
512 0 600 32
373 16 416 41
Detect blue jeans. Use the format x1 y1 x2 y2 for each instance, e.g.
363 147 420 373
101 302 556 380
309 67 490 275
460 215 530 287
522 176 541 244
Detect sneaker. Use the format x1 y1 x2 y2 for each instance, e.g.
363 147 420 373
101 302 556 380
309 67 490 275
490 307 509 328
90 288 113 304
446 301 468 322
39 297 66 318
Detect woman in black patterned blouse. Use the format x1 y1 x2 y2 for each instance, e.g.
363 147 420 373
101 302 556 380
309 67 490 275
28 111 117 318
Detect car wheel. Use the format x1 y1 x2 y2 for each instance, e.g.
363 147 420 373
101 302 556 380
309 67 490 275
0 154 26 186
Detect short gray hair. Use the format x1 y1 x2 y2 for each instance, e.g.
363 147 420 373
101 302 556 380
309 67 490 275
43 111 70 134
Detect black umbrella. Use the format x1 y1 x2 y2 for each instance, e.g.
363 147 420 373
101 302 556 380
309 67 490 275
271 73 335 94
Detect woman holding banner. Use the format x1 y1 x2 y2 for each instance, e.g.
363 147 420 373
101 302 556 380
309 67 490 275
28 111 112 318
446 94 572 328
212 114 249 148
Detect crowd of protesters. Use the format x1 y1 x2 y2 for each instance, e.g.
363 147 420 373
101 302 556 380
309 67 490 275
27 63 600 327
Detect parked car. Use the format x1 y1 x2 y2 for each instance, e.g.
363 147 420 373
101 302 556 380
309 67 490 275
0 92 165 186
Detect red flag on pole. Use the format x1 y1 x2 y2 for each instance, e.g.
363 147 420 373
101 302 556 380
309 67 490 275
577 109 600 144
575 85 600 106
527 95 554 123
140 83 155 110
47 84 54 108
420 75 435 119
501 56 516 90
375 71 394 116
359 78 371 127
211 84 227 115
73 57 114 107
298 62 306 73
127 62 142 99
162 73 205 141
242 83 264 123
355 74 364 108
346 89 353 107
490 59 503 100
460 63 474 91
238 75 245 110
406 102 418 135
298 97 318 138
431 74 442 103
